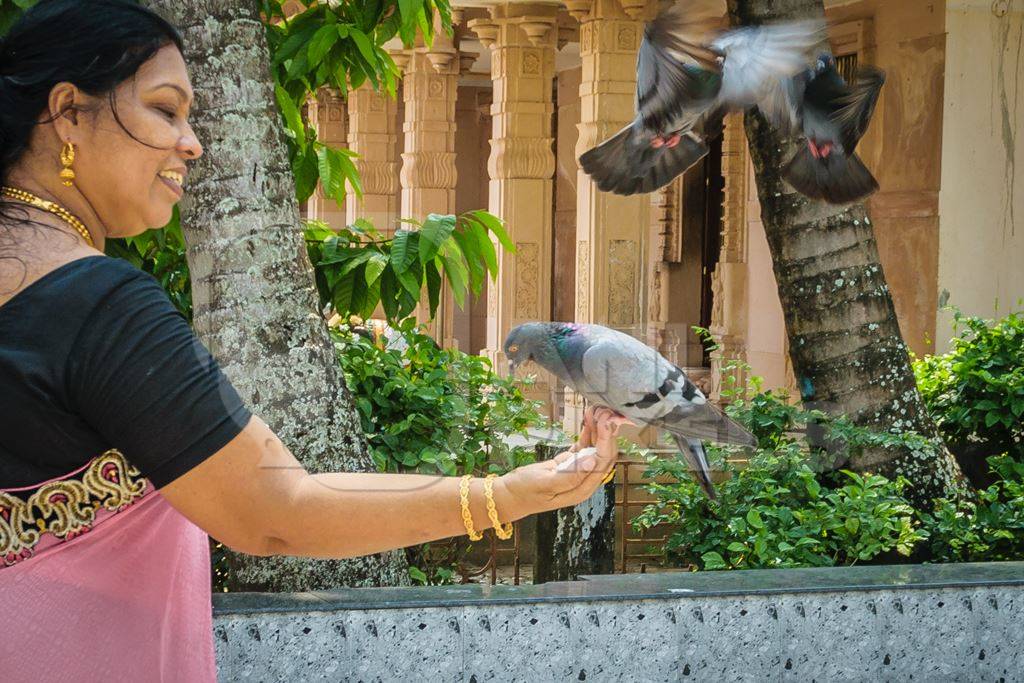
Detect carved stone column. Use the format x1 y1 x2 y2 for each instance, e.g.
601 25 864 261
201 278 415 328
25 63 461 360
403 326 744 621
709 113 749 401
306 88 347 229
647 178 683 364
470 3 558 405
346 83 399 235
565 0 651 431
397 36 459 345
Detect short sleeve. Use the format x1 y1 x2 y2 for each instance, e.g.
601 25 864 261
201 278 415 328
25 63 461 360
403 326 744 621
66 270 253 488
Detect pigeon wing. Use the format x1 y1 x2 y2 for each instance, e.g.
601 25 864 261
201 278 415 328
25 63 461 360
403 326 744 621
578 334 757 447
636 0 725 134
713 21 824 108
831 66 885 153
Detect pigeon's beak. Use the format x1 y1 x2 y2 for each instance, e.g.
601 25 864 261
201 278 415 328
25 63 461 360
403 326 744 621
507 359 518 376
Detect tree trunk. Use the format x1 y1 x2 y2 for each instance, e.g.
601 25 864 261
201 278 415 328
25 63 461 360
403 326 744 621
532 445 615 582
727 0 970 508
146 0 409 590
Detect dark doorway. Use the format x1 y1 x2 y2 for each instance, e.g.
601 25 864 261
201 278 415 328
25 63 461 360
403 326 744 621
676 130 724 367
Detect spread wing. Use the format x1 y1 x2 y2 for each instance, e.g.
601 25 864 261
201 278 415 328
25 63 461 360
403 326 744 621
713 21 825 108
636 0 725 134
832 66 885 153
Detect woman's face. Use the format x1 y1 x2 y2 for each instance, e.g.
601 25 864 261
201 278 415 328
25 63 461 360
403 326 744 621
74 44 202 236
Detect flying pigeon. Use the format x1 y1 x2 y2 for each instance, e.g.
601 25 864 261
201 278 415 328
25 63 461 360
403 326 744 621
578 0 824 196
765 54 886 204
504 322 758 499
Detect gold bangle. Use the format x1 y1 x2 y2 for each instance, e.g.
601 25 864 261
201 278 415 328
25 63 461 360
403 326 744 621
459 475 483 541
483 474 514 540
602 468 615 485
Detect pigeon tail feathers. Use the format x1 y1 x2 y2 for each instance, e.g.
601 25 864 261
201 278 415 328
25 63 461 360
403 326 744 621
782 145 879 205
656 400 757 448
673 434 718 500
579 126 709 196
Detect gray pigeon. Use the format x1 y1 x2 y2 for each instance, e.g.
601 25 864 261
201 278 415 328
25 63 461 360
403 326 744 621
504 322 757 499
578 0 824 196
763 54 886 204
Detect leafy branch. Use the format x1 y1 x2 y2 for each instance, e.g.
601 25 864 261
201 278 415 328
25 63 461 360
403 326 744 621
306 210 513 323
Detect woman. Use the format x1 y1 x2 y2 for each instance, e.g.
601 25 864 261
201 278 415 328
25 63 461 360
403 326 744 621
0 1 621 679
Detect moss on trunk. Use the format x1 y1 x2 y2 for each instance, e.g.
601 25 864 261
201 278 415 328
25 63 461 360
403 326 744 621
146 0 409 590
726 0 970 508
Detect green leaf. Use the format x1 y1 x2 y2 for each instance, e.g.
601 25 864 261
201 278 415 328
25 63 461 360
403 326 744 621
332 272 355 316
398 0 421 25
425 260 442 319
701 551 727 570
726 542 747 553
408 566 428 584
746 508 764 529
468 210 515 254
348 28 379 85
274 84 305 151
437 238 469 307
418 214 457 264
396 264 422 299
466 220 499 279
365 252 388 286
391 230 417 274
379 268 399 321
452 227 485 294
307 24 340 65
293 147 320 203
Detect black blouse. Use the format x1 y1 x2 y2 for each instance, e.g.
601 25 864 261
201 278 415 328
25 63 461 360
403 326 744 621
0 255 253 489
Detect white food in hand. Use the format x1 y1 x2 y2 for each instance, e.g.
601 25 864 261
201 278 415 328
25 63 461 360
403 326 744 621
555 447 598 472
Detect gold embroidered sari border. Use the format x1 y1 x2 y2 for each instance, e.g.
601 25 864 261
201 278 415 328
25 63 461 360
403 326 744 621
0 449 149 566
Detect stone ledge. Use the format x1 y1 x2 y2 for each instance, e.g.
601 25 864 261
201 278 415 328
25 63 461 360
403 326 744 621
213 561 1024 615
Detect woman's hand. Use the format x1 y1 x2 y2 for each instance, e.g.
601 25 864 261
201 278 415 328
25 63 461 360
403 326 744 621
495 406 626 519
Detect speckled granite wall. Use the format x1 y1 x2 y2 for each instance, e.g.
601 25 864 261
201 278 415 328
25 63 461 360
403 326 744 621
212 563 1024 682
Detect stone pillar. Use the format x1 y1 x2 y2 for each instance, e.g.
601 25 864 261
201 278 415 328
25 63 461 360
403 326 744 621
470 4 558 398
647 178 684 364
709 113 750 401
306 88 347 230
346 83 399 236
397 37 459 345
565 0 651 432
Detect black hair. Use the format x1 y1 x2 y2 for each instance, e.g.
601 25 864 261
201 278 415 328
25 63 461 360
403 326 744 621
0 0 183 232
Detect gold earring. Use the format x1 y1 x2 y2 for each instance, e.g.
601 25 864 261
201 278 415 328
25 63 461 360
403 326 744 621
59 142 76 187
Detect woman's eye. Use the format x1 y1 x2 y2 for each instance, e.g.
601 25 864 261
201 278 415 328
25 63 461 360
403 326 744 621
157 107 177 120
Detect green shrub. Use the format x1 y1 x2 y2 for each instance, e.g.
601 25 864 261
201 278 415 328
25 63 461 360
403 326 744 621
913 310 1024 465
633 365 930 571
331 319 549 477
633 444 924 571
919 455 1024 563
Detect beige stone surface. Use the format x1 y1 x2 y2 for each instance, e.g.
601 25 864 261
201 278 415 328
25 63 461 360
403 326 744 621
471 2 559 405
346 84 400 235
938 0 1024 350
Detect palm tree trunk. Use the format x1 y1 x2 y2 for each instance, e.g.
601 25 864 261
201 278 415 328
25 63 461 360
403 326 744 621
727 0 970 507
146 0 409 590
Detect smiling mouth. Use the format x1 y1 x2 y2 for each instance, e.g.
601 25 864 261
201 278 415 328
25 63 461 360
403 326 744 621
157 170 185 197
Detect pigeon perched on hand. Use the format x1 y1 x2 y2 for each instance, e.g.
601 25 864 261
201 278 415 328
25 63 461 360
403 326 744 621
504 322 757 499
578 0 824 196
765 54 886 204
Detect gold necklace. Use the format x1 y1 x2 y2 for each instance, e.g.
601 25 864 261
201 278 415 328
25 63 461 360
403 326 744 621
1 186 95 247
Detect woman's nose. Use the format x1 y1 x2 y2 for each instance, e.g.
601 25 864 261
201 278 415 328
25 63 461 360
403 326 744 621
179 122 203 160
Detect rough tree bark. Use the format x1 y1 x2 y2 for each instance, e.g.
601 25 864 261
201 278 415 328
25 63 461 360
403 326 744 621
727 0 970 508
532 445 615 583
146 0 410 590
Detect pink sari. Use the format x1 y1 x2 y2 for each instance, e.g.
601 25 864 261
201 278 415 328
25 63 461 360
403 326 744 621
0 449 216 682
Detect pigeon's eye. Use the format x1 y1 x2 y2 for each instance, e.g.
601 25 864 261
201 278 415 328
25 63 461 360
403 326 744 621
508 344 519 354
